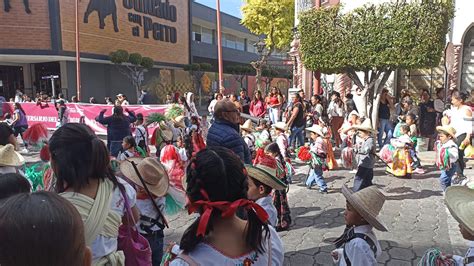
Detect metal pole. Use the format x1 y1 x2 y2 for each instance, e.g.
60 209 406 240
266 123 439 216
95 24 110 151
51 78 56 98
75 0 81 101
216 0 224 89
313 0 321 96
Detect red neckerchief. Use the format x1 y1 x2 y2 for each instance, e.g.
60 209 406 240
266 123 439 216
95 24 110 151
187 189 269 237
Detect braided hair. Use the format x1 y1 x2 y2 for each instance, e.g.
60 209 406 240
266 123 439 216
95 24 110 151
180 147 270 254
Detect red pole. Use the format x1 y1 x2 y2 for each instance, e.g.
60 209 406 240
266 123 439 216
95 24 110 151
313 0 321 95
216 0 224 89
75 0 81 101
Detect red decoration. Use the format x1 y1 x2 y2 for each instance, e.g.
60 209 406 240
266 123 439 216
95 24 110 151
23 123 48 145
39 144 50 162
297 146 312 162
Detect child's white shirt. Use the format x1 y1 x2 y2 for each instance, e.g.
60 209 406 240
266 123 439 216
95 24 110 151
453 241 474 266
256 195 277 227
117 149 135 161
332 225 381 266
437 139 459 164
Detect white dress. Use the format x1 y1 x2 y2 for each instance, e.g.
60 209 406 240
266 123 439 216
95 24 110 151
170 226 284 266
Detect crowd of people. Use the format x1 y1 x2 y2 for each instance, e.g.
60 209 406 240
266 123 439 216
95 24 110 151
0 85 473 266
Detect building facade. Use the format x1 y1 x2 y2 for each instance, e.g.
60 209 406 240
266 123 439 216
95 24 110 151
0 0 191 102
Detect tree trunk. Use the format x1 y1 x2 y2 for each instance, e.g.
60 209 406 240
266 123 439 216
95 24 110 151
256 67 262 92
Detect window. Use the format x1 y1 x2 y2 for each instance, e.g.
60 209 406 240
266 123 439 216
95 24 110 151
236 37 245 51
247 40 257 53
192 24 201 42
201 27 213 44
225 34 236 49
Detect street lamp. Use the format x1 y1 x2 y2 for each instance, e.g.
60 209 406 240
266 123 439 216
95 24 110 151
253 39 266 92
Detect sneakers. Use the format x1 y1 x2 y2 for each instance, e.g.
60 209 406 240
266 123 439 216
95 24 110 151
319 189 328 194
349 169 357 174
20 148 29 154
413 168 425 174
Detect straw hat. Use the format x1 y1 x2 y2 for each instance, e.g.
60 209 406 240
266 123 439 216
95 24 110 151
348 110 359 118
120 157 169 197
305 125 324 136
240 119 254 132
272 122 288 131
445 186 474 235
159 121 173 142
436 125 456 138
342 185 388 231
246 164 286 191
173 115 186 129
0 144 25 167
352 119 377 134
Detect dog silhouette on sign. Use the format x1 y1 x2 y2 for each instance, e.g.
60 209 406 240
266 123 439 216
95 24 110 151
4 0 31 14
83 0 119 32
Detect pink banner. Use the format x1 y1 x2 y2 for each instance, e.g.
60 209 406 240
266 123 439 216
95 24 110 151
7 102 168 135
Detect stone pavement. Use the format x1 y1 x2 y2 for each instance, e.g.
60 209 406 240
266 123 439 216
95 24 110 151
20 149 471 265
162 157 471 265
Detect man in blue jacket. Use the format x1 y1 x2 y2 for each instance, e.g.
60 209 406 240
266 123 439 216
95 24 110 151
207 100 251 164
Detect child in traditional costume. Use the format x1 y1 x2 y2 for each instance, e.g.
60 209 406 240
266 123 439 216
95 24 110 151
120 157 170 265
406 113 425 174
273 122 294 183
188 116 206 157
160 124 186 191
117 136 141 161
246 162 287 227
304 125 328 193
241 119 256 156
351 119 376 191
321 121 338 170
332 185 386 265
134 113 149 156
262 145 292 231
339 111 360 172
435 125 458 191
387 125 414 178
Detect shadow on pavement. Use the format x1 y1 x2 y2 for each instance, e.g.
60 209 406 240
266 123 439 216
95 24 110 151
290 207 345 230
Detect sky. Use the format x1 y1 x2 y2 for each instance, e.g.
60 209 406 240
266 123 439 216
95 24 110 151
195 0 243 18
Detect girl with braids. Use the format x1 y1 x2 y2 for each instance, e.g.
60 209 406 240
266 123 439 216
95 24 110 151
49 123 140 265
264 143 292 231
167 147 284 265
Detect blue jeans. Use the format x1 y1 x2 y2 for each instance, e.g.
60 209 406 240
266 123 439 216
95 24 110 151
439 167 456 191
378 119 393 148
289 125 305 148
306 167 327 191
269 107 279 124
143 231 164 266
109 141 122 157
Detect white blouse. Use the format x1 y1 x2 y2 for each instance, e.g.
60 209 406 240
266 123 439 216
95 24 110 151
170 226 284 266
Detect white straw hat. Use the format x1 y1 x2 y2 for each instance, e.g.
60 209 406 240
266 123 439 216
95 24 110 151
173 116 186 129
0 144 25 167
305 125 324 136
240 119 254 132
436 125 456 138
159 121 173 142
352 119 377 134
342 185 388 231
348 110 360 117
445 186 474 235
120 157 169 197
272 122 287 131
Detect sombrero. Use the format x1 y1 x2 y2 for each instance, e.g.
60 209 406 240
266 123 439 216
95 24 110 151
159 121 173 142
305 125 324 136
436 125 456 138
352 119 377 134
272 122 287 131
0 144 25 167
120 157 169 197
173 116 186 129
348 110 359 117
342 185 388 231
445 186 474 235
240 119 254 132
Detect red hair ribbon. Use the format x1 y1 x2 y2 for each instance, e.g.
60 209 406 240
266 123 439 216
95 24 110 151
188 198 270 237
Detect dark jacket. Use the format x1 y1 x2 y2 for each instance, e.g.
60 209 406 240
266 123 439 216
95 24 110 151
96 110 137 142
207 119 251 164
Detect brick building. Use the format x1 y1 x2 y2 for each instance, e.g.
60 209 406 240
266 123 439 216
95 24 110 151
0 0 191 102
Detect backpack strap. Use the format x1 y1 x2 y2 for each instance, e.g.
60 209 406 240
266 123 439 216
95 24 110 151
343 233 378 266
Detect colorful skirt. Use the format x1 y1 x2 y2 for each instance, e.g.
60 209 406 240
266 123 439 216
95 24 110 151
387 148 413 177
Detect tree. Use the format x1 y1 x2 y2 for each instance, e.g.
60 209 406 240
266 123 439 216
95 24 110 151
225 65 254 89
298 1 454 126
261 66 280 93
183 63 212 106
241 0 294 91
110 49 154 102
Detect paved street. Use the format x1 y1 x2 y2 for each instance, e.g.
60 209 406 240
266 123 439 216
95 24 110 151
21 149 471 265
162 157 471 265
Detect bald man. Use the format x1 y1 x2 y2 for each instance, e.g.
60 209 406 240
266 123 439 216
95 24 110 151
207 100 251 164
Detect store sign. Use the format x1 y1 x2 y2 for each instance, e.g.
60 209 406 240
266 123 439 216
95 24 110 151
83 0 179 43
124 0 178 43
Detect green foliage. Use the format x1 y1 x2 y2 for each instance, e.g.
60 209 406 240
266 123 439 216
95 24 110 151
109 50 154 69
262 67 280 78
146 113 166 125
298 1 454 74
109 49 129 64
183 63 212 72
241 0 294 51
225 65 254 75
